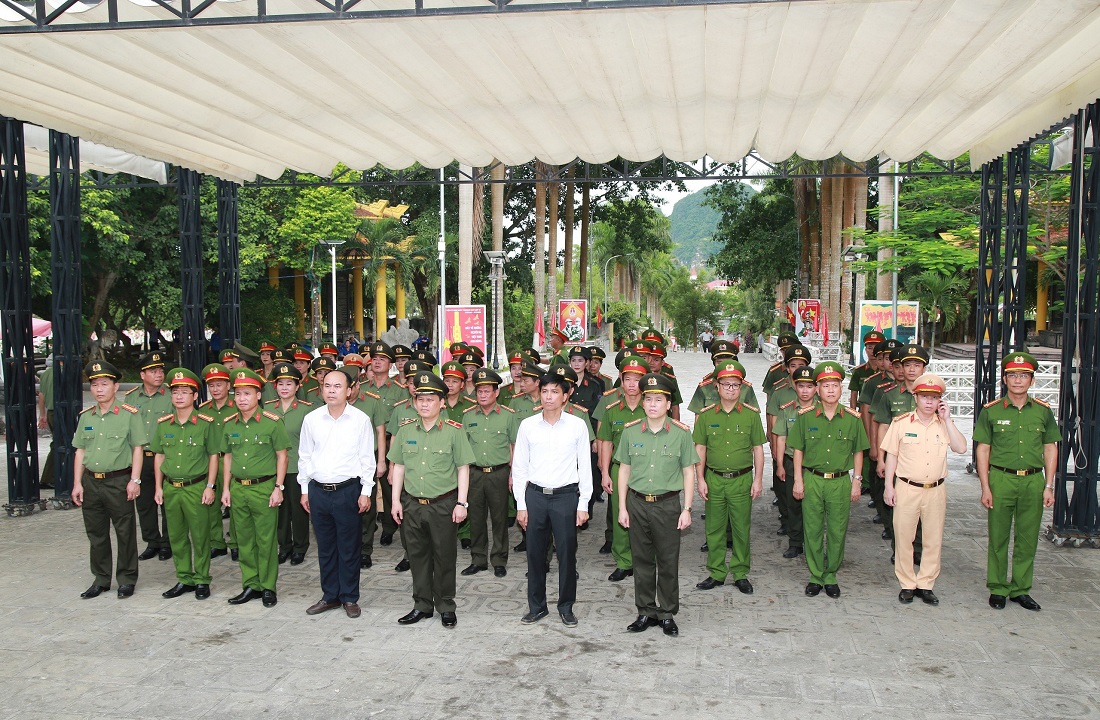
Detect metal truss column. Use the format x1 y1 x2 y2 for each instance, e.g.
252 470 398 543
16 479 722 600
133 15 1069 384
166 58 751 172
0 117 43 516
1053 101 1100 539
973 158 1004 423
1001 145 1030 355
48 130 83 504
178 168 205 376
216 179 241 348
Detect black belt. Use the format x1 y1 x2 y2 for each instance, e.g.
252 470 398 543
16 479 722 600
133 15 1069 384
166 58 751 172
528 483 579 496
897 476 945 489
409 488 458 505
706 466 752 479
88 467 131 480
628 488 679 503
234 474 274 486
167 476 206 489
990 464 1044 477
314 476 361 492
805 467 849 479
473 463 509 474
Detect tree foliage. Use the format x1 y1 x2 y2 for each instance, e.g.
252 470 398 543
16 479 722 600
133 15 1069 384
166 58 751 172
660 274 723 349
706 179 799 288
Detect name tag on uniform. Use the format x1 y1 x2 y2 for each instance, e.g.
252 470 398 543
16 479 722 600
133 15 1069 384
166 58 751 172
468 422 478 427
631 442 644 448
84 426 93 431
904 432 918 438
708 424 720 428
165 433 175 439
229 433 240 439
406 440 417 445
808 427 819 432
997 420 1012 426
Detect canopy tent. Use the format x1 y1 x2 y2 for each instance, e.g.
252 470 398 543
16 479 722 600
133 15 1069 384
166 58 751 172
21 123 168 182
3 0 1100 183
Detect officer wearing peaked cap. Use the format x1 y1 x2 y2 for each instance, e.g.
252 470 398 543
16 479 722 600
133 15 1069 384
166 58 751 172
507 360 544 420
848 331 886 409
266 363 315 566
597 354 648 572
772 366 819 559
127 351 174 562
766 345 813 537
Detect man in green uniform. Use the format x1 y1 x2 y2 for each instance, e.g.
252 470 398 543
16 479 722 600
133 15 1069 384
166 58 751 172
761 332 800 400
266 363 314 566
127 351 174 561
766 345 812 537
974 352 1060 611
507 361 543 419
305 356 337 402
790 362 870 598
616 373 698 636
848 331 886 409
382 360 429 573
596 355 648 578
460 368 518 577
219 368 291 608
441 360 477 421
362 342 407 549
392 344 412 387
586 347 612 392
71 361 147 599
200 363 236 559
639 341 683 420
151 368 219 600
771 366 818 559
546 327 571 364
858 339 902 514
293 349 319 398
693 360 767 594
459 351 483 397
687 340 757 414
389 371 475 628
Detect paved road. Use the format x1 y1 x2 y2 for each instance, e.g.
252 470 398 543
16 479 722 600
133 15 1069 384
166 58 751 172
1 349 1097 719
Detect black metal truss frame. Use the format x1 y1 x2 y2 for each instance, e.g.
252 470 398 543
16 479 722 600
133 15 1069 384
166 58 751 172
1001 144 1030 355
178 168 205 376
217 178 241 350
1054 101 1100 537
48 130 82 502
973 158 1004 422
0 116 43 515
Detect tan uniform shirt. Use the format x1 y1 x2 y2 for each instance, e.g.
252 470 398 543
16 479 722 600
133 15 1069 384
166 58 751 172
879 411 950 483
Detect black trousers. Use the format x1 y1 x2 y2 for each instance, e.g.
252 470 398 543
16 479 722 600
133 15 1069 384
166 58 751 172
309 480 363 604
137 451 168 548
525 485 578 614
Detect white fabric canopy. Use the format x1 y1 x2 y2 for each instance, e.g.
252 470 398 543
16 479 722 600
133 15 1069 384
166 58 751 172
22 123 168 182
2 0 1099 182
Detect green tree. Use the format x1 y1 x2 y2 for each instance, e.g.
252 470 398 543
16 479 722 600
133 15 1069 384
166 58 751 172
706 179 798 289
661 274 723 350
903 271 972 355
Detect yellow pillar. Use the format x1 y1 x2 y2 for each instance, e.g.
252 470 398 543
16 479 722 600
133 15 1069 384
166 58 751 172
395 265 406 320
375 263 388 340
268 263 280 288
293 272 306 336
1036 260 1048 331
353 260 365 340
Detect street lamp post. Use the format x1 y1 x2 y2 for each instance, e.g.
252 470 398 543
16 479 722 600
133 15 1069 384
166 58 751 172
321 239 346 347
484 250 506 369
602 254 623 316
842 244 866 365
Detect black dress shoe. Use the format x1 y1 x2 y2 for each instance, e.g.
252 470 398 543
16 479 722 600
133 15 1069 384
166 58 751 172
290 552 306 566
395 558 410 572
158 547 173 561
700 542 708 552
916 589 939 606
494 566 507 577
989 593 1007 609
230 549 239 562
695 577 724 590
162 582 196 599
890 554 895 564
824 584 841 599
521 608 548 624
262 590 277 608
733 579 754 595
507 517 516 528
898 589 915 604
398 608 433 625
441 612 457 628
560 611 578 627
278 550 291 564
868 499 876 508
360 556 373 569
771 497 779 506
211 548 228 559
805 583 823 597
461 538 471 550
579 521 589 531
1011 594 1041 611
117 584 135 598
461 564 487 576
776 526 788 536
514 539 526 552
598 541 612 554
872 514 882 524
80 584 109 599
195 584 211 599
783 546 803 559
608 568 633 582
627 615 656 632
881 529 893 540
138 546 158 561
379 532 394 546
659 618 679 636
228 588 260 605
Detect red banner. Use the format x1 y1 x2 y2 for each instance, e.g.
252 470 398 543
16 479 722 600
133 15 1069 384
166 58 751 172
443 305 486 361
557 299 588 344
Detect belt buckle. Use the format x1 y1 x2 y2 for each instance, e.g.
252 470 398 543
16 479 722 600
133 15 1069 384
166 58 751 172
417 498 429 505
93 472 106 479
542 486 553 495
171 481 183 488
1017 469 1028 476
482 466 493 473
644 494 657 502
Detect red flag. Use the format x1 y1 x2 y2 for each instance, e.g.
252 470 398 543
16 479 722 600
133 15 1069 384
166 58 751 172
533 309 545 348
822 309 830 345
596 306 603 329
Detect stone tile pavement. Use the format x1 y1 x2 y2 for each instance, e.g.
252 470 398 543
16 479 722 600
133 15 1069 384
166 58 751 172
1 349 1097 719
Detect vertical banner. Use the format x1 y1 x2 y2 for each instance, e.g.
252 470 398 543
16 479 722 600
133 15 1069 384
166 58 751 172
443 304 486 361
786 299 826 341
857 300 920 362
558 299 588 344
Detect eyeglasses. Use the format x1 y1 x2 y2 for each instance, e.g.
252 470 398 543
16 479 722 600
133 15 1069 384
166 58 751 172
1005 372 1032 380
718 382 742 390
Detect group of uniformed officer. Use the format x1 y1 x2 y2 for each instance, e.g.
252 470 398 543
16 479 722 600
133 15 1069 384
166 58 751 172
69 327 1060 622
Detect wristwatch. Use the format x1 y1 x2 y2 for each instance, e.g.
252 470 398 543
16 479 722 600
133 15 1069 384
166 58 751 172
206 483 216 490
1044 484 1054 490
276 483 285 491
457 501 469 508
853 475 863 481
130 478 141 485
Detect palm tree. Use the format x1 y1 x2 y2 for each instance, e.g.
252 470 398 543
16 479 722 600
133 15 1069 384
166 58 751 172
903 270 973 355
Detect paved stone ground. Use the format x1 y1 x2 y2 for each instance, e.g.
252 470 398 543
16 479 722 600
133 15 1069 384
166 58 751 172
2 349 1098 719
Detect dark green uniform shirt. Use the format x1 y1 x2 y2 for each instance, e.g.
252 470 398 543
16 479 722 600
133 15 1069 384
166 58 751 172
264 398 313 474
73 402 148 473
687 374 760 414
351 389 391 431
462 403 518 466
365 377 408 410
691 402 766 472
773 399 821 458
386 398 418 437
297 377 319 401
444 394 477 423
199 397 238 423
591 388 624 424
789 405 870 473
858 371 894 407
848 362 875 395
766 377 797 417
125 385 173 448
39 366 54 408
387 417 476 497
761 361 787 397
571 374 606 417
596 396 646 457
149 411 219 480
973 396 1062 469
614 418 699 493
870 382 917 425
218 409 292 480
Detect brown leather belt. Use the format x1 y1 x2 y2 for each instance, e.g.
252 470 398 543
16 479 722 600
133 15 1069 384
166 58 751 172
89 467 131 480
410 488 458 505
234 474 274 486
629 489 679 503
474 463 509 474
990 464 1043 477
805 467 849 479
167 476 206 489
898 476 945 489
706 466 752 479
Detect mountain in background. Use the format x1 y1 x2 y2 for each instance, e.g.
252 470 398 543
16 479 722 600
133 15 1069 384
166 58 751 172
669 185 749 267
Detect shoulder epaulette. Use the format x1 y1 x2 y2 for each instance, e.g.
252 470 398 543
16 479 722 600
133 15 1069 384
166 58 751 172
701 403 716 413
195 412 215 423
532 404 543 411
743 379 753 387
603 398 620 410
395 398 410 408
265 398 278 405
399 417 417 426
1033 397 1052 408
670 419 690 431
699 378 714 386
797 406 816 415
120 403 140 413
223 414 237 423
599 373 612 380
501 405 515 413
299 399 314 406
983 397 1001 408
768 361 783 371
362 390 381 399
742 403 760 413
445 419 463 429
261 410 281 421
79 406 95 415
157 413 173 423
842 406 861 418
462 405 477 413
602 388 618 396
124 386 139 395
880 383 898 392
624 418 643 427
663 372 676 380
199 399 213 408
780 399 796 410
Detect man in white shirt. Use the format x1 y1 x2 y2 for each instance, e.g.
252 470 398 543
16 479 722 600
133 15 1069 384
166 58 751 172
513 372 593 627
297 368 377 619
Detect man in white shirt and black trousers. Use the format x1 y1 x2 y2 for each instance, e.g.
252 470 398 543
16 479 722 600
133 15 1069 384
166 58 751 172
513 371 593 627
297 368 377 619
